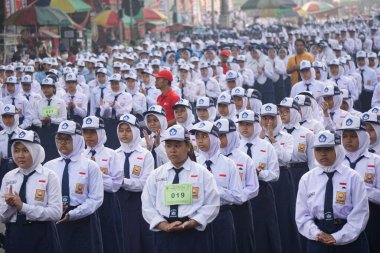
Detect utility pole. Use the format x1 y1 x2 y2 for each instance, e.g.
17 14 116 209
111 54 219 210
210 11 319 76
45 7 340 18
129 0 134 44
211 0 215 31
117 0 123 43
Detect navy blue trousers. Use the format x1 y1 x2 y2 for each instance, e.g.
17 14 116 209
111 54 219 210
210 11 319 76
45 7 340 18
254 80 275 104
231 201 256 253
98 192 124 253
366 202 380 253
103 119 120 150
250 181 282 253
210 208 237 253
117 190 153 253
5 221 61 253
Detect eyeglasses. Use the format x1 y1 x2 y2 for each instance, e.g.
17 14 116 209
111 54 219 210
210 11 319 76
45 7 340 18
279 110 289 116
55 137 72 144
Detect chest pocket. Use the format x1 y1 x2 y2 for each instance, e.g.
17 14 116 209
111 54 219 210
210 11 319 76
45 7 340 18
75 170 88 195
98 159 110 175
32 177 48 204
364 165 376 185
130 155 145 178
215 172 229 189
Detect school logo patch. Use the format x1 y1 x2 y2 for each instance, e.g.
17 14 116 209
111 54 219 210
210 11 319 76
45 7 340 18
199 122 206 128
198 99 204 105
345 118 353 126
281 98 287 104
215 122 222 129
85 118 92 125
75 183 84 194
34 189 45 202
294 96 300 102
18 131 26 138
100 167 108 175
192 187 199 200
242 112 248 118
61 123 69 129
123 115 129 121
220 95 226 100
132 165 142 176
364 173 375 184
4 106 10 112
372 108 379 113
336 191 346 205
149 106 156 111
265 105 272 111
298 143 306 153
362 114 370 120
324 87 329 93
169 128 177 136
319 134 327 143
235 88 240 93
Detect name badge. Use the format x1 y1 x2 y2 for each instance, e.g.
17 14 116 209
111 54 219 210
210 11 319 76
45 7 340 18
164 183 192 206
35 189 45 202
336 191 346 205
42 105 58 117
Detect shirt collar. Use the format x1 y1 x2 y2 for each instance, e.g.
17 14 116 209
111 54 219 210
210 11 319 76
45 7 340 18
165 157 192 171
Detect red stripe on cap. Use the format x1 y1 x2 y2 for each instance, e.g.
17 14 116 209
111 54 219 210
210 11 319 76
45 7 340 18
260 150 266 152
339 182 347 185
219 174 227 177
191 175 198 178
38 180 46 183
79 172 86 175
137 157 143 160
368 165 375 168
237 163 243 166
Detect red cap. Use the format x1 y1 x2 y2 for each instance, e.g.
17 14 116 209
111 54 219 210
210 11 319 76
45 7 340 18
153 70 173 82
220 50 230 57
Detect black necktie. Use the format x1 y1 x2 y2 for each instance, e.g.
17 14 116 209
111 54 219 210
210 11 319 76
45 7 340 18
24 94 30 101
47 99 52 106
11 97 15 106
360 69 365 86
169 167 184 219
69 95 75 119
100 87 106 99
62 159 71 207
329 112 335 120
90 150 96 160
246 143 253 158
7 132 14 161
112 93 121 118
152 143 157 169
324 171 336 224
17 170 37 224
345 155 365 169
368 148 375 153
205 160 212 172
123 152 133 178
335 78 340 85
286 127 296 134
300 120 307 125
305 83 311 91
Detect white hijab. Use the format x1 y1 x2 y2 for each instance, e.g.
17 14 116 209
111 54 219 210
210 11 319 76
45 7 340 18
344 130 370 161
239 121 262 142
199 133 220 160
117 122 141 153
176 107 194 131
220 131 240 156
284 107 302 129
57 134 85 160
369 123 380 150
3 114 20 134
144 113 168 132
315 145 346 173
12 141 45 174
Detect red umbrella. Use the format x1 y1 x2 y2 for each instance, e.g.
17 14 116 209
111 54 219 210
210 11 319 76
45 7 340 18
134 8 168 21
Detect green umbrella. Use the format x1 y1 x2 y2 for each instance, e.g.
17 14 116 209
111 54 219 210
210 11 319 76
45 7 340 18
50 0 91 14
123 15 136 25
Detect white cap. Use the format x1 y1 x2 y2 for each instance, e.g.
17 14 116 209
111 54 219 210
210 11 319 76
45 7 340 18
82 116 105 129
95 62 104 69
179 64 190 71
62 67 73 75
143 105 166 117
339 115 366 131
161 125 190 141
119 113 139 127
356 51 367 58
214 118 237 133
322 83 341 97
196 97 215 108
362 112 380 125
341 89 351 99
6 76 18 84
300 60 311 70
42 57 51 65
260 103 278 116
121 63 130 71
328 59 340 66
151 59 161 66
199 61 209 69
236 110 259 123
225 70 238 81
368 52 377 58
237 55 246 62
231 87 246 97
96 68 108 75
314 130 341 147
41 77 55 86
190 121 219 137
246 89 262 100
217 93 233 104
58 120 82 135
135 62 145 70
125 72 137 80
12 130 40 144
21 75 32 83
65 73 77 82
1 104 16 115
109 73 122 82
24 66 34 73
190 56 199 62
5 65 15 72
278 97 300 110
173 98 192 110
113 61 122 68
294 95 312 106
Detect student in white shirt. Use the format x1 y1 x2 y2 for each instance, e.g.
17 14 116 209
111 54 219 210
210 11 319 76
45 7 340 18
362 111 380 154
20 75 41 110
125 73 147 121
63 73 88 124
231 87 248 115
190 120 244 253
294 94 325 134
246 88 262 114
339 115 380 253
141 125 219 253
114 114 154 253
0 130 62 253
173 99 194 131
216 118 259 253
216 92 237 121
195 97 217 122
44 120 104 253
296 130 369 253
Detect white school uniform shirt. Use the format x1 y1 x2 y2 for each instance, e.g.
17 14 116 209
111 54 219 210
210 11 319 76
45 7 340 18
141 158 220 231
0 165 62 223
265 131 293 166
300 119 325 135
356 66 378 92
287 124 316 169
203 77 221 99
129 91 147 116
296 165 369 245
101 90 132 118
84 146 123 193
63 91 88 118
22 91 42 110
198 153 244 205
44 155 104 221
323 109 351 132
0 128 22 159
3 94 32 129
140 136 169 168
90 82 109 115
268 57 286 83
32 95 67 127
330 76 359 101
240 138 280 182
342 152 380 205
173 79 197 102
290 80 324 100
114 145 154 192
239 67 255 88
226 149 259 202
143 84 161 108
372 83 380 107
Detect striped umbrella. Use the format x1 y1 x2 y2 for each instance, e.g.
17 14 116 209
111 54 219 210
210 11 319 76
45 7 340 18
298 1 335 15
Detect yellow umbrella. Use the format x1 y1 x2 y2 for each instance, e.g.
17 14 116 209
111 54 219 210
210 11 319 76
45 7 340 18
50 0 91 14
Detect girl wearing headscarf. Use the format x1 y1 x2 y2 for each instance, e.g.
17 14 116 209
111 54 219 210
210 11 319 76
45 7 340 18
125 73 147 121
0 130 62 253
278 47 292 96
115 113 154 253
267 45 287 104
195 97 217 122
44 120 104 253
216 117 259 253
173 99 195 131
231 87 248 115
246 89 263 114
340 89 361 117
141 125 219 253
296 130 369 253
142 105 169 168
321 83 350 131
216 92 237 121
190 120 244 253
362 111 380 154
238 109 281 253
82 116 124 253
141 68 161 108
260 103 301 253
340 115 380 253
0 104 22 183
199 62 221 102
327 60 358 102
294 94 325 134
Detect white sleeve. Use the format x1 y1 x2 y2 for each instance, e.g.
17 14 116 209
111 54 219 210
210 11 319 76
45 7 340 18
0 174 17 223
122 152 154 192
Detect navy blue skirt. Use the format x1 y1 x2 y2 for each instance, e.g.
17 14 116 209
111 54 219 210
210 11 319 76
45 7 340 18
254 80 275 104
117 189 153 253
35 124 59 163
307 232 369 253
153 225 214 253
289 163 309 195
0 159 16 185
274 79 286 104
103 118 120 150
365 201 380 253
98 192 124 253
270 167 301 253
250 180 282 253
57 212 103 253
5 221 61 253
210 207 237 253
231 201 256 253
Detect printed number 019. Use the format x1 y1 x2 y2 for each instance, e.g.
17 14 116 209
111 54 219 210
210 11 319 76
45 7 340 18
171 192 185 198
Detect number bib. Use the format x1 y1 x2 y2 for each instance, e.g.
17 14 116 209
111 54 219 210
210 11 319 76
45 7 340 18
42 105 58 117
164 183 193 206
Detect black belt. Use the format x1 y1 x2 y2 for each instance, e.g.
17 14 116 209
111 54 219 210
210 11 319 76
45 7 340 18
164 216 190 223
220 205 234 212
12 220 51 225
314 218 347 234
288 162 308 168
279 166 288 170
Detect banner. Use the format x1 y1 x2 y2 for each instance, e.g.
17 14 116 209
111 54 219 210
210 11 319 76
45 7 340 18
4 0 27 18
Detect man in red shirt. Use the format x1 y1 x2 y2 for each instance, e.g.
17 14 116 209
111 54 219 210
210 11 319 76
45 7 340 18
220 50 230 74
154 70 180 126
